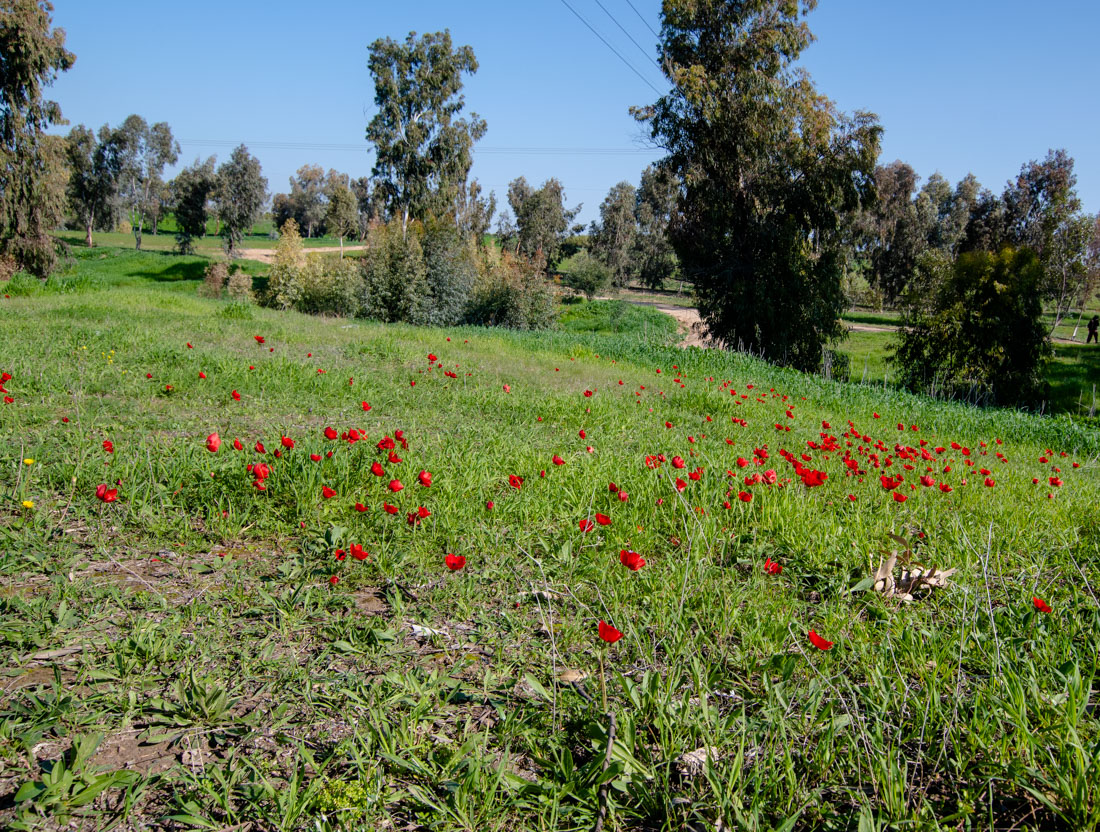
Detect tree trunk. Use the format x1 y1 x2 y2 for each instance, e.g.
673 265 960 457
339 236 344 258
85 221 94 248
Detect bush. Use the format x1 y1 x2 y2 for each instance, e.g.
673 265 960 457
266 219 306 310
361 219 427 323
296 255 363 317
199 261 228 299
416 218 475 326
466 246 555 330
892 248 1050 406
562 250 611 300
226 267 254 302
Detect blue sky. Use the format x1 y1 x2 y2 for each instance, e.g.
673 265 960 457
47 0 1098 226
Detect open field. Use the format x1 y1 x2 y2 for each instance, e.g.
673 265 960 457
1 248 1099 830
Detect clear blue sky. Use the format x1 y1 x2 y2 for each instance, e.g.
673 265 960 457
46 0 1099 226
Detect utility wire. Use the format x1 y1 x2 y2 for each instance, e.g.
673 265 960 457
592 0 658 68
179 138 656 156
557 0 663 95
623 0 660 38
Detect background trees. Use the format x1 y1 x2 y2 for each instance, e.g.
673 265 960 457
170 156 217 254
114 114 179 249
65 124 123 247
215 145 267 257
0 0 74 277
632 164 680 290
506 176 581 271
589 181 636 287
636 0 881 371
367 30 486 238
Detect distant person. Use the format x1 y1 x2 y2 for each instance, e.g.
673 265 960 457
1089 315 1099 344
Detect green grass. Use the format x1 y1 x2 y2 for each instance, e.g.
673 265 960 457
56 226 358 256
1 249 1099 830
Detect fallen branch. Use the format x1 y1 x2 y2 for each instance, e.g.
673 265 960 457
592 710 617 832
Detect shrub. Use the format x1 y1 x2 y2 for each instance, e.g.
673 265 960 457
892 247 1050 406
296 255 363 317
266 219 306 310
199 261 228 299
0 254 16 282
226 267 254 302
466 246 555 330
361 219 426 322
562 250 611 300
416 218 475 326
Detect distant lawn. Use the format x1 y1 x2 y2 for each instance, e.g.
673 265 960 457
55 227 356 255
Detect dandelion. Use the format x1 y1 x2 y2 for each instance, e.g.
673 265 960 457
22 500 34 509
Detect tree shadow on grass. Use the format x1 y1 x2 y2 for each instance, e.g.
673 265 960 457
1046 343 1100 415
127 257 207 282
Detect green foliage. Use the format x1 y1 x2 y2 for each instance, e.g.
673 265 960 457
216 145 268 257
112 115 179 250
636 0 881 371
170 156 216 255
418 216 475 326
589 181 636 287
562 249 611 301
325 180 359 249
507 177 581 271
558 299 678 338
466 245 555 330
892 248 1051 405
361 217 427 322
294 256 362 317
367 30 486 235
632 165 680 291
265 218 306 310
0 0 74 277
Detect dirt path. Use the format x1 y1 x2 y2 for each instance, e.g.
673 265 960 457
237 245 367 264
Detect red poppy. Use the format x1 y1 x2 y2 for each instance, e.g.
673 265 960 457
763 557 782 575
388 450 403 463
579 518 595 533
598 620 623 643
253 463 270 480
427 353 437 362
1049 476 1063 487
584 389 594 397
579 429 586 439
892 492 908 503
939 483 953 493
665 421 673 429
485 500 494 510
354 502 368 512
324 427 337 440
671 456 685 469
362 402 372 411
383 502 398 515
738 491 752 502
198 371 206 379
1032 596 1052 614
984 477 995 488
281 436 294 450
595 512 611 526
619 550 646 570
205 433 221 453
103 440 114 453
95 483 118 502
503 384 511 393
254 335 265 344
418 470 432 487
322 486 336 499
231 390 241 401
808 630 833 651
508 475 523 489
919 475 935 487
334 549 346 562
329 575 338 586
255 441 266 454
608 482 618 492
675 477 687 492
388 479 404 493
445 553 466 571
371 462 385 477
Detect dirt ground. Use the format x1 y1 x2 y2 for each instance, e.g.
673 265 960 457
237 245 367 264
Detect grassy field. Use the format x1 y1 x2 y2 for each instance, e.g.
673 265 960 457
56 224 357 256
2 248 1100 830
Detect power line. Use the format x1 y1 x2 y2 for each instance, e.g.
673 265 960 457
622 0 660 39
178 138 658 156
592 0 658 68
557 0 664 95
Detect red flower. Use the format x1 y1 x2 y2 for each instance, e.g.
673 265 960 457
584 389 594 397
324 427 338 440
388 450 403 463
608 482 618 492
671 456 685 469
595 512 611 526
598 620 623 643
103 440 114 453
502 384 511 393
254 335 265 344
1049 476 1063 487
939 483 953 493
354 502 368 512
383 502 398 515
892 491 907 503
445 553 466 570
281 436 294 450
618 491 629 502
233 438 243 451
95 484 118 502
552 454 565 466
362 401 371 411
763 557 782 575
738 491 752 502
485 500 494 510
427 353 437 362
231 390 241 401
253 463 270 480
919 475 935 487
205 433 221 453
808 630 833 651
371 462 385 477
388 479 404 493
1032 596 1052 614
322 486 336 499
254 441 266 454
508 474 523 489
984 477 995 488
310 453 321 462
619 549 646 570
329 575 338 586
579 518 595 533
418 469 432 487
3 395 14 404
198 371 206 379
579 429 586 439
334 549 346 561
664 421 673 429
675 477 687 492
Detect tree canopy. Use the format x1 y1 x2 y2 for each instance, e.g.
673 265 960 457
215 145 267 257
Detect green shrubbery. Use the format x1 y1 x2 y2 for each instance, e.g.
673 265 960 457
260 218 553 328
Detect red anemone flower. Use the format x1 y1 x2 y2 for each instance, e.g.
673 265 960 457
355 502 368 512
675 477 687 492
598 620 623 643
383 502 398 515
552 454 565 466
1032 596 1052 613
362 402 372 411
281 436 294 450
445 553 466 571
579 518 595 533
255 441 266 454
371 462 385 477
310 453 321 462
418 470 432 487
892 491 908 503
231 390 241 401
388 479 404 493
322 486 336 499
808 630 834 651
95 483 118 503
205 433 221 453
738 491 752 502
254 335 265 344
595 512 611 526
508 474 523 489
103 440 114 453
198 371 206 379
350 544 368 561
619 550 646 570
763 557 782 575
584 389 594 397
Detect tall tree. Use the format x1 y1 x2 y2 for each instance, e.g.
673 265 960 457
114 115 179 250
632 164 680 290
454 178 495 245
507 176 581 271
215 145 267 257
0 0 75 276
366 30 487 238
283 164 326 237
590 181 637 287
170 156 216 254
65 123 123 247
634 0 880 371
325 180 358 256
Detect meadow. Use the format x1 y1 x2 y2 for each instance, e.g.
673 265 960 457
1 246 1099 831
